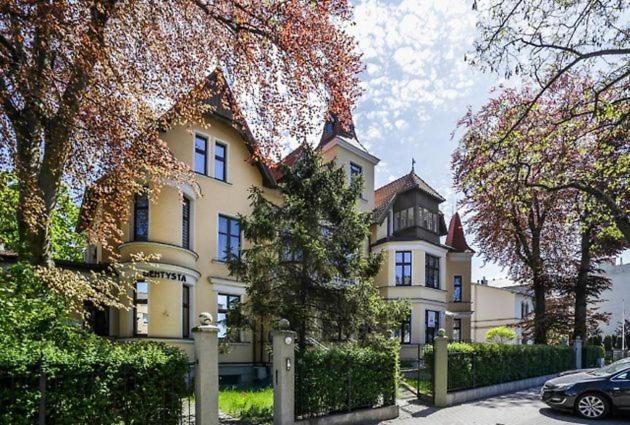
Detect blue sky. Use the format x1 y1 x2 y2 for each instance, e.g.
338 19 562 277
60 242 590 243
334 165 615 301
344 0 629 280
346 0 509 281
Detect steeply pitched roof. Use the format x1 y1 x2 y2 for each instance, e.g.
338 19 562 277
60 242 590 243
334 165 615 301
445 212 474 253
373 171 445 223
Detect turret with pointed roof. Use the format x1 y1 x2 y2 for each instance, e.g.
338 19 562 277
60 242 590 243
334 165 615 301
446 212 474 253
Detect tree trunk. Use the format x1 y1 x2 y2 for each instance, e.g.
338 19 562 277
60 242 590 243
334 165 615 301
532 271 547 344
573 227 592 341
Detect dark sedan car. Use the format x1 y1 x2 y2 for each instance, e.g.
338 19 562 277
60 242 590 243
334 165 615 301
541 358 630 419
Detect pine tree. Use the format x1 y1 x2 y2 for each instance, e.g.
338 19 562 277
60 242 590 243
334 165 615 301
229 145 408 347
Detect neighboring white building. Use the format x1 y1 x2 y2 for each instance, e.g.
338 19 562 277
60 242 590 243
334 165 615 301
471 279 534 344
591 261 630 337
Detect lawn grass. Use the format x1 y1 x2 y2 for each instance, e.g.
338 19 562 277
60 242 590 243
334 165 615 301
218 387 273 424
402 378 433 395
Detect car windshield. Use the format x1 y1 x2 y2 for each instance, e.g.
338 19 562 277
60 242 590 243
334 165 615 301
589 358 630 377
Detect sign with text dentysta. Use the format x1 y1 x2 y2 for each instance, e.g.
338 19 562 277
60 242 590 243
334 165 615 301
143 270 187 283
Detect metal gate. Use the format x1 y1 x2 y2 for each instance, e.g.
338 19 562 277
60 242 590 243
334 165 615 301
399 343 434 404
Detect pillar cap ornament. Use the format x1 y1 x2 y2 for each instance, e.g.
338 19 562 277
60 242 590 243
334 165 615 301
276 318 290 330
199 312 213 325
437 328 446 337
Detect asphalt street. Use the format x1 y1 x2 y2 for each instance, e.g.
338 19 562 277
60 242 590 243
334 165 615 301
380 387 630 425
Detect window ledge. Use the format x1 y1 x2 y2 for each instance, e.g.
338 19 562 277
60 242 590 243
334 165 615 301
196 173 233 185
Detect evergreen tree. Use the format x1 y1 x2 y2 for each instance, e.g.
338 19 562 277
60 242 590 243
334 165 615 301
229 145 408 347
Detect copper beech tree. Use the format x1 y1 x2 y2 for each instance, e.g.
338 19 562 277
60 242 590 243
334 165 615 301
453 75 626 344
0 1 362 266
470 0 629 239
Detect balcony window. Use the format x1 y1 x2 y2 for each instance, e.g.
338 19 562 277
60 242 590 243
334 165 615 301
418 207 439 233
425 254 440 289
395 251 412 286
133 280 148 336
393 207 414 231
218 215 240 261
133 193 149 242
194 134 208 175
453 275 462 302
217 293 240 341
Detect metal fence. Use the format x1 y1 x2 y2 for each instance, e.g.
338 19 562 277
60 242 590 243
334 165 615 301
0 361 196 424
605 349 629 364
399 344 434 403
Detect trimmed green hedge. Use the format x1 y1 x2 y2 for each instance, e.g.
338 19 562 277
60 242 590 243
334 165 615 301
295 344 398 419
446 343 583 391
583 344 605 368
0 340 190 424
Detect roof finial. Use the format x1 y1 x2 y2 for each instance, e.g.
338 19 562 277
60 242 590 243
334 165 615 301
411 158 416 173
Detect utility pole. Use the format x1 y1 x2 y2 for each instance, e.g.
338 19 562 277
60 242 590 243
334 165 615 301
623 299 626 351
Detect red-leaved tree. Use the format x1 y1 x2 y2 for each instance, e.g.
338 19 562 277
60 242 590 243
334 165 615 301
0 1 362 266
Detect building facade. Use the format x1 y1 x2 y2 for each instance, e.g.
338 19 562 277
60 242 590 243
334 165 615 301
471 281 533 344
370 175 473 359
81 74 473 375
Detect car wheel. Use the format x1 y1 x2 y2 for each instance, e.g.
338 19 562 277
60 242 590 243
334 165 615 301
575 393 610 419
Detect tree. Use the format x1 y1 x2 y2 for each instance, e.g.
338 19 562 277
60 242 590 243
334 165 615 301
486 326 516 344
229 145 408 347
454 74 627 343
453 82 577 344
0 1 362 266
470 0 630 241
0 171 85 261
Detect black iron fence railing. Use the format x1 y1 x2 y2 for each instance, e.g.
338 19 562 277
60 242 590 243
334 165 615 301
399 344 434 402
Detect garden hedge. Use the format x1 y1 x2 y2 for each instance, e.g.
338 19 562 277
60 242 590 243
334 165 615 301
445 343 603 391
0 339 190 424
295 344 398 419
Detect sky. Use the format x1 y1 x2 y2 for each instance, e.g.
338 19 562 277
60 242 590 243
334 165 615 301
344 0 509 282
344 0 630 282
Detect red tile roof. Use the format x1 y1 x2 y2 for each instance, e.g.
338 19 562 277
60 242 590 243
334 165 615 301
445 212 473 252
373 171 445 223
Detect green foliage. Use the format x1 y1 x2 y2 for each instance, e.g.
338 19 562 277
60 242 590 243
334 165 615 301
0 262 79 347
229 145 408 345
485 326 517 344
295 342 399 419
0 172 85 261
445 343 577 390
219 387 273 423
0 339 189 424
583 344 605 368
0 263 189 424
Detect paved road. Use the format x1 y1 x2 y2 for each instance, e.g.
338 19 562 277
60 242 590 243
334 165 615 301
381 387 630 425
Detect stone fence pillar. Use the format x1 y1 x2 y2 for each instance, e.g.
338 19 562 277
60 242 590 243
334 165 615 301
272 319 296 425
433 329 448 407
193 312 219 425
574 336 583 370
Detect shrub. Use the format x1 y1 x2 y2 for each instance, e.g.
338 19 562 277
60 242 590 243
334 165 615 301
295 342 398 419
583 344 605 368
446 343 575 391
0 339 190 424
485 326 517 344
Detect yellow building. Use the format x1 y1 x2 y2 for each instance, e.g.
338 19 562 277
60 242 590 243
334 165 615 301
370 174 473 359
81 73 473 377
